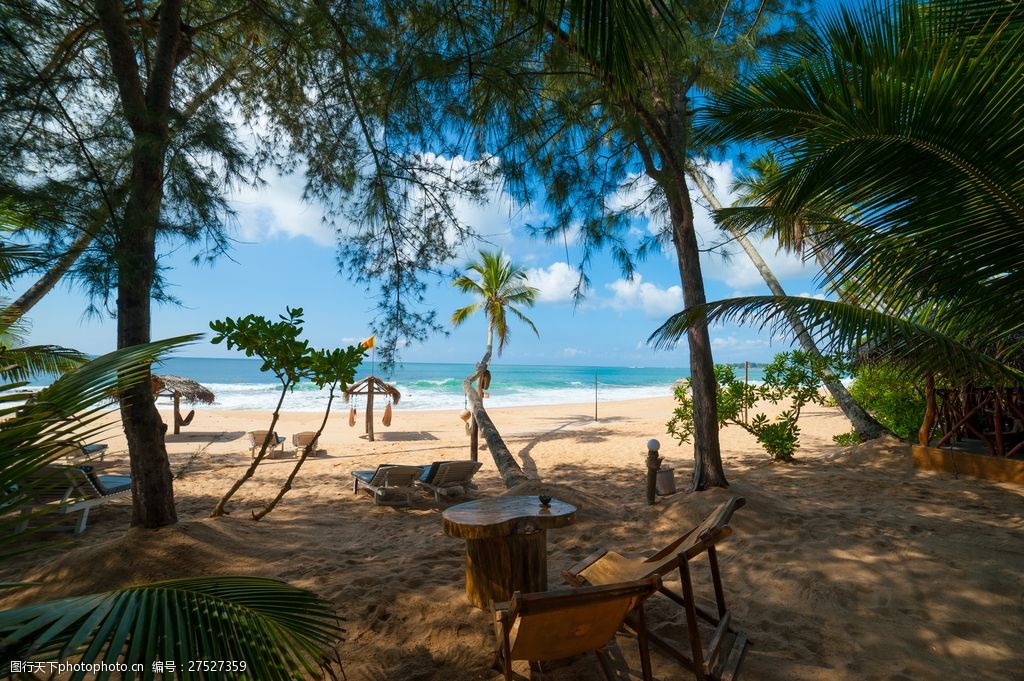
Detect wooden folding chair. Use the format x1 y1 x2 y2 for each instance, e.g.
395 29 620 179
491 576 661 681
564 497 749 681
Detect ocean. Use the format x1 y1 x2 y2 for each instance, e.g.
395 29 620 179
110 357 765 412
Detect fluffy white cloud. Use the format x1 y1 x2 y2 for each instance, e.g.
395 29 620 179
605 275 684 317
230 172 334 246
562 347 584 357
525 262 580 303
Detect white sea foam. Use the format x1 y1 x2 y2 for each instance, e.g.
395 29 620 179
177 381 676 412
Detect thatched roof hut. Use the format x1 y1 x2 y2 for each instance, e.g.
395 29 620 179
152 375 215 434
343 376 400 441
151 375 215 404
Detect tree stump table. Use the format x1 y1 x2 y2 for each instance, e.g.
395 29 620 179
443 496 577 609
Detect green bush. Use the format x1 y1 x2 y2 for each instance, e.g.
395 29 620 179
667 351 830 462
848 364 926 441
832 430 861 446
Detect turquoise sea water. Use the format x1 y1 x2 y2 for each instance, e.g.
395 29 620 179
122 357 763 411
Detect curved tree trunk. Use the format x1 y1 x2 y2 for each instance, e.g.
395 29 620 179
690 171 892 441
463 346 528 489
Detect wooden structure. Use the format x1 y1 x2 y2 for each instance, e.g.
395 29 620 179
491 576 661 681
151 375 215 435
912 445 1024 484
564 497 749 681
343 376 400 442
443 496 577 609
934 387 1024 458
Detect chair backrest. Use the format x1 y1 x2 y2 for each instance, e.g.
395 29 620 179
248 430 279 447
23 465 102 503
506 576 660 662
429 460 482 486
292 431 318 448
367 464 424 488
643 497 746 574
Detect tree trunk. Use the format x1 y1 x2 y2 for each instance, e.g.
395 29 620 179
920 371 937 446
463 347 527 488
97 0 186 528
117 131 176 528
689 171 892 441
254 388 337 520
664 189 727 490
6 225 97 321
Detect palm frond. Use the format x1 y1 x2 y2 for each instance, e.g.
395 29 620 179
0 344 88 383
0 335 200 538
649 296 1021 382
0 576 343 679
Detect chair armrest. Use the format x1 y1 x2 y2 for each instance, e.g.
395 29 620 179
562 548 609 586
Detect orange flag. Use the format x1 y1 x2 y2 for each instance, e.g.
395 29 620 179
361 335 375 350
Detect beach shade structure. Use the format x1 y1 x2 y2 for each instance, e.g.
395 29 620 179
563 497 749 681
151 375 215 435
343 376 400 442
491 576 661 681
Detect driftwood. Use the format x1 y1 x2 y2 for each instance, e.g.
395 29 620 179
463 349 528 488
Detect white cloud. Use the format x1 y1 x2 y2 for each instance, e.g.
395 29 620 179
525 262 580 303
605 275 683 317
562 347 584 357
230 172 334 246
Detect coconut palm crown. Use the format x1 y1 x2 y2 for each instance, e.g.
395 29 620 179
451 250 539 356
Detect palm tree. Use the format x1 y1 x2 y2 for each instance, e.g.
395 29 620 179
451 250 538 485
654 0 1024 390
451 250 539 358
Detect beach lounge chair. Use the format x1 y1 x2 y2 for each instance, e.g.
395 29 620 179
351 464 424 506
16 464 131 534
291 431 320 456
247 430 285 457
56 441 109 464
563 496 748 681
417 460 482 501
491 576 661 681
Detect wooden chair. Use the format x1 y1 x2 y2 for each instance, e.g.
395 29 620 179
416 460 482 501
564 497 748 681
491 576 661 681
15 464 131 534
351 464 424 506
247 430 285 457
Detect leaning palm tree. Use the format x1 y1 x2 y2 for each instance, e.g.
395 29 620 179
654 0 1024 392
451 250 538 486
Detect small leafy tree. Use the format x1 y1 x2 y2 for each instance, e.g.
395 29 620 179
253 345 365 520
209 308 311 518
848 363 931 442
669 351 833 462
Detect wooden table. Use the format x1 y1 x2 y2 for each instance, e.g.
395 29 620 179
443 496 576 609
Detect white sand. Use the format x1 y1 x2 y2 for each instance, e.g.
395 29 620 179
3 397 1023 680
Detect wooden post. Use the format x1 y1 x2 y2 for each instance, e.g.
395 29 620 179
645 439 662 505
366 380 375 442
470 419 479 461
172 393 181 435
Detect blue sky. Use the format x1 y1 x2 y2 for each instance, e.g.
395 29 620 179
17 0 874 368
19 157 827 368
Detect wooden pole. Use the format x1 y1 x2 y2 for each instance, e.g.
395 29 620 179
470 419 479 461
645 439 662 505
172 393 181 435
919 371 936 446
366 380 375 442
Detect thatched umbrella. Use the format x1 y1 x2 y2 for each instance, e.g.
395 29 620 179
152 375 215 434
343 376 400 442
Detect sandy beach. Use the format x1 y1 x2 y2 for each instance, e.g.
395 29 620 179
3 396 1023 680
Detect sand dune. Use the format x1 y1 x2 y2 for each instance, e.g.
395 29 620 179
3 397 1023 680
